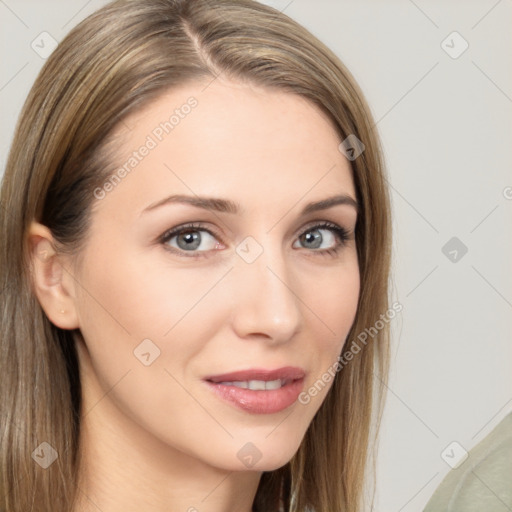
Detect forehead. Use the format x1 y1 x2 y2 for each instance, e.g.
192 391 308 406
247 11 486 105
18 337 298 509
95 79 356 218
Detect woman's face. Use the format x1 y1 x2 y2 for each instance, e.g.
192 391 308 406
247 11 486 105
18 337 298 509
70 79 360 472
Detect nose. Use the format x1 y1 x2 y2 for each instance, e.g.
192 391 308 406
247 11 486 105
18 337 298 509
229 241 303 345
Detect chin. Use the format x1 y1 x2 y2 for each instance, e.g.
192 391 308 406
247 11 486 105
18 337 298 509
254 453 297 472
224 430 305 472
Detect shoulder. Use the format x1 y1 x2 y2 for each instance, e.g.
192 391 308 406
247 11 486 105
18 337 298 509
424 412 512 512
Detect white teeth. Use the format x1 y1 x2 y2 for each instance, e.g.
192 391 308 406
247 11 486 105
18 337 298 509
263 379 282 390
218 379 284 390
249 380 266 390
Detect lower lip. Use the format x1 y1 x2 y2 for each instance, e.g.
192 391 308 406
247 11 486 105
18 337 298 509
205 379 304 414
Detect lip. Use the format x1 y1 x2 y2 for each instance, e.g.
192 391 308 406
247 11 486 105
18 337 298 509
205 366 305 383
204 366 305 414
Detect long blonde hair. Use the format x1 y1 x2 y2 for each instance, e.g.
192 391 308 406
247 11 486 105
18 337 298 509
0 1 391 510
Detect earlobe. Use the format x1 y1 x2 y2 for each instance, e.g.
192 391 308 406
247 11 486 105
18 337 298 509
28 221 80 330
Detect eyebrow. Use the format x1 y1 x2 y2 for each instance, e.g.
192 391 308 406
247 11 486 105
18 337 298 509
140 193 359 217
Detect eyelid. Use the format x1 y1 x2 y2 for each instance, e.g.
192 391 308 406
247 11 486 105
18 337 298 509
299 219 350 235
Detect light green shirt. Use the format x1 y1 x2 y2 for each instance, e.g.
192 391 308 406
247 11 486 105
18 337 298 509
424 412 512 512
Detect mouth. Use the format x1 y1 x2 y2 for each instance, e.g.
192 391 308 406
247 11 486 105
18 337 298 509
204 366 305 414
210 378 291 390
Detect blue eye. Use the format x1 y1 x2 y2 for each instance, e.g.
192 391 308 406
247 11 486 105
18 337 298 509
293 223 349 254
159 221 351 258
162 224 219 254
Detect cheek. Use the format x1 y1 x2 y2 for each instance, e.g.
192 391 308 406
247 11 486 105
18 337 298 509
73 247 233 459
75 241 225 341
301 254 360 351
73 241 232 397
294 256 360 408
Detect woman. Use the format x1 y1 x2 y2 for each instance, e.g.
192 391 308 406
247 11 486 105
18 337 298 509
0 1 391 511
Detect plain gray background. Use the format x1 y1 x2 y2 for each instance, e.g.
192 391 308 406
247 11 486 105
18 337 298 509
1 0 511 510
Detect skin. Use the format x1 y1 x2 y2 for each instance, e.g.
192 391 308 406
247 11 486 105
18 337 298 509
29 78 360 512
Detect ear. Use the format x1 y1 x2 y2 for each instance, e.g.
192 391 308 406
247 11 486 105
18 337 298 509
28 221 80 330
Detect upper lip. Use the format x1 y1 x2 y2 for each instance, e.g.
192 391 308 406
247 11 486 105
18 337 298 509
205 366 305 383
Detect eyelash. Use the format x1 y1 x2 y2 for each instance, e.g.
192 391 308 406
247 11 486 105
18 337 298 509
158 221 352 259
